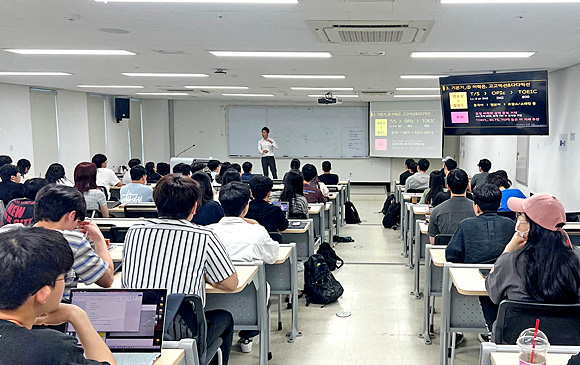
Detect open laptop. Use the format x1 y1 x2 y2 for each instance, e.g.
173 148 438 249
69 288 167 365
272 201 290 218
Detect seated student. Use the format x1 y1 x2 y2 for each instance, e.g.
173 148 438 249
215 162 231 184
0 155 12 169
173 163 192 178
290 158 300 170
122 158 141 185
280 169 309 218
145 161 162 183
307 164 329 197
222 169 241 186
16 159 31 182
485 194 580 334
208 160 221 182
444 158 458 176
428 169 475 245
245 175 289 233
399 159 415 185
470 158 491 190
441 156 453 175
0 226 116 365
0 165 24 206
156 162 170 176
405 158 430 191
318 161 339 185
191 171 224 226
485 171 526 212
2 178 48 226
91 153 122 193
122 174 238 365
241 162 254 182
74 162 109 218
209 182 279 353
190 162 205 174
45 163 74 187
420 170 446 206
301 164 326 203
445 183 514 264
120 166 154 204
230 163 242 175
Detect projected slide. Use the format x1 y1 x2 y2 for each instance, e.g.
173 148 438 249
370 101 443 158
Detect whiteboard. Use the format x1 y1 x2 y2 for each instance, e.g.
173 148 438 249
228 106 369 158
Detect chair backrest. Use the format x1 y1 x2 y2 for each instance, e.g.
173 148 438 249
494 299 580 345
434 234 453 246
97 223 117 240
497 211 516 220
0 200 5 223
97 186 109 200
124 204 159 218
289 212 307 219
110 226 130 242
269 232 283 243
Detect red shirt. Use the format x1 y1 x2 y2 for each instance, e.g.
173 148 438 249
302 182 325 203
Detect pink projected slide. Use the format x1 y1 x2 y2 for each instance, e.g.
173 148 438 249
375 139 388 151
451 112 469 124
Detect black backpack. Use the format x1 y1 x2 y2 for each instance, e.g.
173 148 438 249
382 201 400 228
304 254 344 306
381 194 395 215
316 242 344 271
344 201 361 224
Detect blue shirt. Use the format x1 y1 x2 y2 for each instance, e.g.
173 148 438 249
499 188 526 212
120 183 154 203
241 172 254 182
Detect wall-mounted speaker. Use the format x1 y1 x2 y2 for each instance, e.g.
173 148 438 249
115 98 130 122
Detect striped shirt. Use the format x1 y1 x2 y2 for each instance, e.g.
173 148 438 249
121 218 236 306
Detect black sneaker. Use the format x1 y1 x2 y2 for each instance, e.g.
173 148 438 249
478 333 491 343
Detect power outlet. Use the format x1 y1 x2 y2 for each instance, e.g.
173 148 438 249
9 145 13 152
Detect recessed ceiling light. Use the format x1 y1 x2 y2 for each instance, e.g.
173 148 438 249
122 73 208 77
222 93 274 97
5 49 135 55
401 75 449 79
184 86 249 89
209 51 331 58
95 0 297 3
308 94 359 98
396 87 441 91
136 92 190 95
411 51 535 58
263 75 346 79
77 85 144 88
0 72 72 76
442 0 580 3
394 94 441 98
291 87 354 91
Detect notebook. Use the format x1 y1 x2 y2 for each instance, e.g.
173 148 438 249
272 201 290 218
69 288 167 365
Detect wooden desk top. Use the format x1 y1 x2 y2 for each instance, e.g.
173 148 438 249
491 352 571 365
93 218 144 228
276 246 292 264
403 193 423 200
206 265 258 294
564 222 580 231
449 267 488 296
419 222 428 235
430 248 446 267
412 205 429 214
281 221 310 233
109 245 123 262
155 349 186 365
308 204 323 214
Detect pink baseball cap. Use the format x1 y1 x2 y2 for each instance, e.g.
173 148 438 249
507 194 566 231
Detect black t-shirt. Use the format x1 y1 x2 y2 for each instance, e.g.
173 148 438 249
192 200 225 226
0 181 24 206
245 199 289 233
0 319 108 365
2 198 35 226
318 173 339 185
399 171 412 185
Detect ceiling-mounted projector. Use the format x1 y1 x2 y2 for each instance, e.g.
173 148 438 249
318 92 342 105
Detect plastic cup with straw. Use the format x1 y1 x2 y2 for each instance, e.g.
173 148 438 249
517 320 549 365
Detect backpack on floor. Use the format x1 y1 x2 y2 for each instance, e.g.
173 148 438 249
304 254 344 306
382 201 400 228
316 242 344 271
344 201 361 224
381 194 395 215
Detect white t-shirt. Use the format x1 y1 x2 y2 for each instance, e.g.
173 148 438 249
258 138 278 157
96 168 120 192
122 171 132 185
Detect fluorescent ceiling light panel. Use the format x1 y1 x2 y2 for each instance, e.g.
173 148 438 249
77 85 144 88
210 51 331 58
411 51 535 58
394 94 441 98
401 75 449 79
184 86 249 89
123 73 208 77
222 93 274 97
396 87 440 91
442 0 580 3
136 92 190 95
308 94 359 98
263 75 345 79
291 87 354 91
0 72 72 76
5 49 135 56
95 0 297 3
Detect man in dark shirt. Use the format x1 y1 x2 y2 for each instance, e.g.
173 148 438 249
241 161 254 182
0 226 115 365
302 164 326 203
318 161 339 185
1 178 48 226
0 164 24 206
399 158 415 185
445 183 514 263
246 176 289 233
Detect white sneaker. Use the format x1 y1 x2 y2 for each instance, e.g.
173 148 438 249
240 338 253 353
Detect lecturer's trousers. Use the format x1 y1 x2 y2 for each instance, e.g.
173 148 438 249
261 156 278 179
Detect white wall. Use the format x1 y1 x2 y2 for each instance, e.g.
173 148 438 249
460 62 580 211
57 90 91 176
142 99 170 164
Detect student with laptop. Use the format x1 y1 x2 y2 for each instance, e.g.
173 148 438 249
122 174 238 365
92 153 122 193
245 175 289 233
120 166 154 204
279 169 309 218
121 158 141 185
318 161 339 185
0 226 117 365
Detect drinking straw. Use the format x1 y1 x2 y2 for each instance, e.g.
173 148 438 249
530 319 540 363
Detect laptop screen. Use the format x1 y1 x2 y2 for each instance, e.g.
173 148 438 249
69 289 166 353
272 201 289 217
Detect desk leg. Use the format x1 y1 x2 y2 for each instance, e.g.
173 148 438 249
407 210 415 269
420 249 433 344
340 188 346 227
440 264 451 365
286 249 301 343
257 270 269 365
399 200 405 241
413 220 422 299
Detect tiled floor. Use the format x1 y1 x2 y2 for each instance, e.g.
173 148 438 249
229 186 481 364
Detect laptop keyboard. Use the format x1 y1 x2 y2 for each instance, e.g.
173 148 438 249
113 353 161 365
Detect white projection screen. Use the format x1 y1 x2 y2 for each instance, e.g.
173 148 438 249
370 101 443 158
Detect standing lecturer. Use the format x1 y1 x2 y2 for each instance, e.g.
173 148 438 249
258 126 278 179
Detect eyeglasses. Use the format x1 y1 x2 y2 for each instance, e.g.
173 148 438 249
56 272 76 285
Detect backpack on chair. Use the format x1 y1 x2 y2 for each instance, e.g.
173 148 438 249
316 242 344 271
344 201 361 224
304 254 344 306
